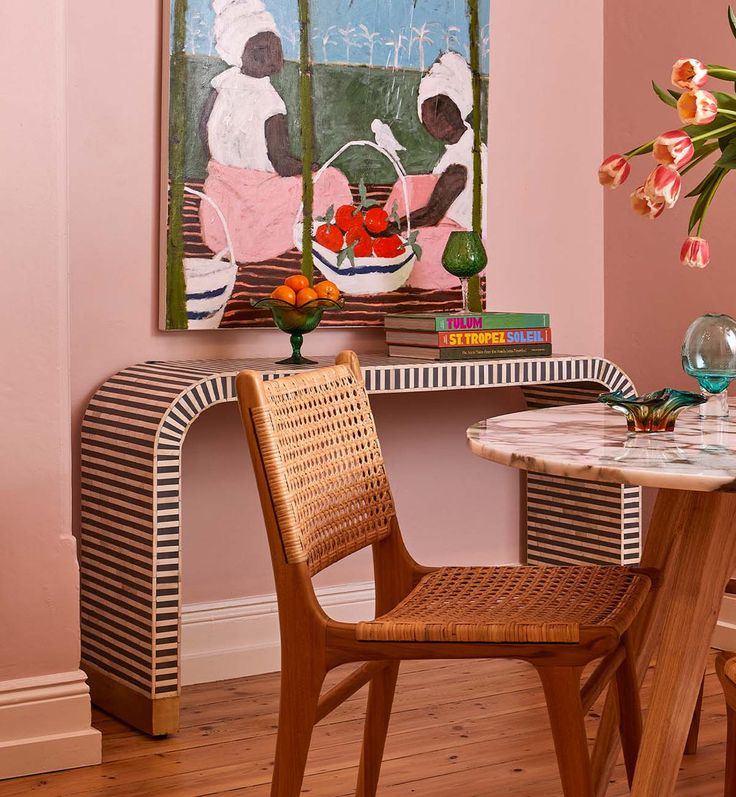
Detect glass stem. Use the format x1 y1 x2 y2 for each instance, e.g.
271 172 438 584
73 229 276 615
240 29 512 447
460 278 470 314
291 333 304 362
699 389 729 419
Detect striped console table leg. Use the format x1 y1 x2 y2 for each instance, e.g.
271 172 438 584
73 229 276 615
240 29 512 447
521 384 642 567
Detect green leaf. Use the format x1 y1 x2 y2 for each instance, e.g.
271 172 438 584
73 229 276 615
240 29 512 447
708 65 736 82
686 164 722 198
688 166 727 232
389 201 401 228
729 5 736 40
653 81 678 108
715 140 736 168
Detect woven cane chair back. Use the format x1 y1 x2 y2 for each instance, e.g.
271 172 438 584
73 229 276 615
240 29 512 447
248 364 396 575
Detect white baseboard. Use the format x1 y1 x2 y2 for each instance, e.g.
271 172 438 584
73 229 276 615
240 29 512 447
181 581 376 685
0 669 101 780
714 593 736 652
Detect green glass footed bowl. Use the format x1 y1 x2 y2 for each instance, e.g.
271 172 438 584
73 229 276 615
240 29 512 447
598 388 707 433
251 297 343 365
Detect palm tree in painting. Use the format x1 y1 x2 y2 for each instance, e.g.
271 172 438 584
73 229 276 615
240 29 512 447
338 26 357 62
299 0 315 281
313 25 336 62
385 29 407 69
283 25 299 60
411 22 435 71
358 24 381 66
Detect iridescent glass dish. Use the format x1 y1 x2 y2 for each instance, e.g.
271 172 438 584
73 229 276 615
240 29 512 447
598 389 706 433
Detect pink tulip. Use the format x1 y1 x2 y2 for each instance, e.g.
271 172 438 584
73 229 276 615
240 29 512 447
598 154 631 189
644 165 682 208
653 130 695 169
630 186 666 219
680 236 710 268
671 58 709 91
677 90 718 125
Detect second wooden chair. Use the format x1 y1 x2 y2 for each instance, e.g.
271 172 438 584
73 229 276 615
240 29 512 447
236 351 652 797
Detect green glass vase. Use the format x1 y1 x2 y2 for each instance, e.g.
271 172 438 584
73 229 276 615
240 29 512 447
441 231 488 314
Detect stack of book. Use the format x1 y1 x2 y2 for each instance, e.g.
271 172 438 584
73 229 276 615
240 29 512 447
384 312 552 361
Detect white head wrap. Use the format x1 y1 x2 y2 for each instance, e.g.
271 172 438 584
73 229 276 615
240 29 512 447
417 51 474 123
214 0 279 68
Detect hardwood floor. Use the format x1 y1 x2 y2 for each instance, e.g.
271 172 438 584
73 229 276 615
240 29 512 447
0 654 728 796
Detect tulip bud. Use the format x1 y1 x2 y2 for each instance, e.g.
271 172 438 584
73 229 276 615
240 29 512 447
598 154 631 189
644 165 682 208
680 236 710 268
671 58 709 91
631 186 666 219
653 130 695 169
677 90 718 126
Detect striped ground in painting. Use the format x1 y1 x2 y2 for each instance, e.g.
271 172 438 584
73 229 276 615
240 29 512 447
79 354 640 733
179 181 485 328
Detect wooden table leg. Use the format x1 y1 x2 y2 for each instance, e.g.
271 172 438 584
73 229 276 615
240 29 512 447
593 489 736 797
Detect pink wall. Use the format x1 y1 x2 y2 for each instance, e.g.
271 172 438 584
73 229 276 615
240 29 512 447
0 3 82 681
605 1 736 390
65 0 605 605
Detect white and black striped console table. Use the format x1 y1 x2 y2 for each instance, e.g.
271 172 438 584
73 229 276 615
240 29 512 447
80 353 639 735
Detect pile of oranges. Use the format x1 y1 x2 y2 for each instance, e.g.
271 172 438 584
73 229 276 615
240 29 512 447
270 274 340 307
315 203 406 259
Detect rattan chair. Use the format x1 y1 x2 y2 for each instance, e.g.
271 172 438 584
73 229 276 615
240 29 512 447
714 652 736 796
236 351 652 797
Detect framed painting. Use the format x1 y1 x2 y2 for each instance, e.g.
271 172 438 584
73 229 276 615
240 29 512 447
161 0 490 329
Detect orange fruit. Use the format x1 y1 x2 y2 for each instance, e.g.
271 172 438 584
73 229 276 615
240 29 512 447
295 287 319 307
346 225 373 257
285 274 310 292
271 285 297 304
335 204 363 232
315 281 340 300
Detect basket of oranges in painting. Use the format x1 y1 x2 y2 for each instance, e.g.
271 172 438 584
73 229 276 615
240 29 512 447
251 275 343 365
295 142 422 296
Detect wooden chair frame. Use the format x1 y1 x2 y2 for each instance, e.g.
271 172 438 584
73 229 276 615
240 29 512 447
236 351 647 797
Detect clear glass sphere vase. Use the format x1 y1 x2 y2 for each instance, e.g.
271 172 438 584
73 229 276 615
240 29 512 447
681 313 736 418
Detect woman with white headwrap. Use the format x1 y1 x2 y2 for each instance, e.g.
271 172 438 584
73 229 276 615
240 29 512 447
198 0 351 264
384 51 488 290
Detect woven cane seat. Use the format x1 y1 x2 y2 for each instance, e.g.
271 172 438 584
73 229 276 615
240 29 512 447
357 566 650 644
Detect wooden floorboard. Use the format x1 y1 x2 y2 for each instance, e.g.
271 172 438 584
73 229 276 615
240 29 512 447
0 654 728 796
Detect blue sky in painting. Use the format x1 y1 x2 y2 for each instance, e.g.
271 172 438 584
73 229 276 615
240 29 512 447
181 0 490 72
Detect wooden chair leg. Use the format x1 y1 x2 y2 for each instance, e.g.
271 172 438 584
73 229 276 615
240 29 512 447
270 660 324 797
615 638 643 788
685 676 705 756
537 666 594 797
726 705 736 797
356 662 400 797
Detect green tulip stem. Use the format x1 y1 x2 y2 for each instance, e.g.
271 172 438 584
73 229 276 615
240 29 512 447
691 120 736 142
298 0 314 285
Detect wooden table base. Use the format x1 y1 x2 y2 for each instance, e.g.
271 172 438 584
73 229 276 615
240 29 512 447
593 489 736 797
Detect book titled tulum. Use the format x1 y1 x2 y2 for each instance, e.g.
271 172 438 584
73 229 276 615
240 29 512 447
385 311 551 332
384 312 553 361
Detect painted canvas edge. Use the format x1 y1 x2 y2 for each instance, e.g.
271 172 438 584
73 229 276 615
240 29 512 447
158 0 172 331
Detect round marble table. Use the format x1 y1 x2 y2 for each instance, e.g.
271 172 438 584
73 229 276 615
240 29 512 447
468 403 736 797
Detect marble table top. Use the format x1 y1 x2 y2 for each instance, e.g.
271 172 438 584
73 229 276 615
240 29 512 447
467 402 736 492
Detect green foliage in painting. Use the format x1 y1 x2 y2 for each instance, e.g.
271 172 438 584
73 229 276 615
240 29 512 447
175 57 488 185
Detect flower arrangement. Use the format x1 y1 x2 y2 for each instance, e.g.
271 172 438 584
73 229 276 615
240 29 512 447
599 7 736 270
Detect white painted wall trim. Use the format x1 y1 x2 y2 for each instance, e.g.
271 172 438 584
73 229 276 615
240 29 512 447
181 581 376 685
714 594 736 653
0 670 101 780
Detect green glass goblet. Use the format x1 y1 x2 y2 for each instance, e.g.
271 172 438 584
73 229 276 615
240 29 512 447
441 231 488 314
251 297 343 365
